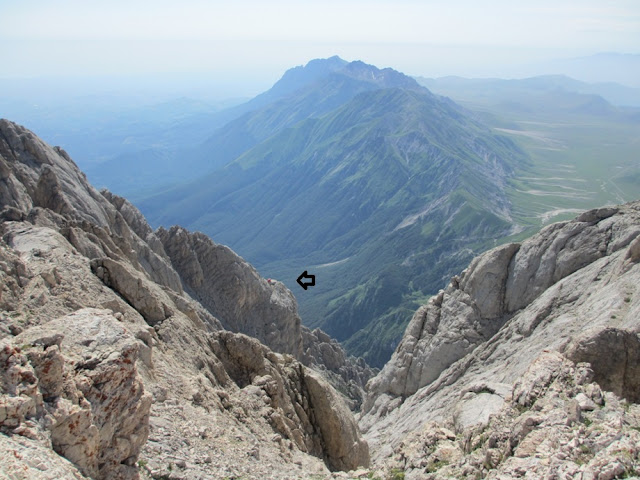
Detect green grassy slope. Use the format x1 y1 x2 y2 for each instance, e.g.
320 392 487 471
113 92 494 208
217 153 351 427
140 84 527 367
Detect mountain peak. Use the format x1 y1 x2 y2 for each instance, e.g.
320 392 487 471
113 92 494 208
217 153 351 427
340 60 421 90
255 57 423 107
264 56 349 99
306 55 348 69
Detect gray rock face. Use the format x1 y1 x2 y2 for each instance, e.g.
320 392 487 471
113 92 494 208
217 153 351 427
207 331 369 471
0 433 89 480
378 351 640 480
156 225 303 358
0 118 182 296
2 309 151 480
301 326 377 411
365 242 520 401
365 203 640 410
0 119 111 227
361 201 640 470
565 327 640 403
504 206 620 312
1 119 369 477
90 257 174 326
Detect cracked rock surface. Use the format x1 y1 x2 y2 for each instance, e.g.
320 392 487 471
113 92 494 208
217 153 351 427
361 202 640 478
0 119 370 479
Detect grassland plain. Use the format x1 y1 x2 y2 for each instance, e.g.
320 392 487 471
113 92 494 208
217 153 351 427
499 114 640 233
419 77 640 237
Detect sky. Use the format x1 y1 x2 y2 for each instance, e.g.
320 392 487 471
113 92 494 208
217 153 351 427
1 0 639 98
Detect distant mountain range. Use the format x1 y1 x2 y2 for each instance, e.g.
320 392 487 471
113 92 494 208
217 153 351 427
548 52 640 88
416 74 640 110
137 57 528 367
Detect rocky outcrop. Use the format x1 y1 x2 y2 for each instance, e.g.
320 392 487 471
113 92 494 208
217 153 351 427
365 242 520 400
90 257 175 325
377 351 640 479
361 201 640 473
0 118 182 297
1 309 151 480
301 326 377 410
156 225 303 358
365 203 640 410
206 330 369 471
1 118 370 478
0 119 111 227
565 327 640 403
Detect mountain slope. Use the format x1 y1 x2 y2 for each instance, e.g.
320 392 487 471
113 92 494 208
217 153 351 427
139 64 528 367
86 56 419 199
0 118 371 478
360 202 640 478
416 74 640 236
191 59 425 173
83 57 351 198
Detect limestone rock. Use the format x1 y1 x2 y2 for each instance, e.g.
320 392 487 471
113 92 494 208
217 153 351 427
0 433 88 480
2 309 151 480
0 119 114 227
304 368 370 470
565 327 640 403
0 118 182 297
1 119 371 478
301 326 376 411
90 257 174 326
157 225 303 358
365 242 519 402
362 201 640 473
504 207 620 312
207 330 370 471
377 351 640 480
364 202 640 417
100 190 183 293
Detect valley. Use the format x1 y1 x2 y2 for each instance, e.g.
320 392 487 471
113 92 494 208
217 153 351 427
129 61 640 368
132 61 527 367
419 76 640 231
7 58 639 369
3 1 640 477
2 118 639 479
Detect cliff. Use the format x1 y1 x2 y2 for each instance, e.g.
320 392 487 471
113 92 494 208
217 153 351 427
0 119 370 479
360 202 640 479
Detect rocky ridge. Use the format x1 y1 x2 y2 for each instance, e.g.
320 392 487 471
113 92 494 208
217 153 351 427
153 224 375 408
3 115 640 480
377 351 640 479
360 201 640 478
301 327 377 411
0 119 370 479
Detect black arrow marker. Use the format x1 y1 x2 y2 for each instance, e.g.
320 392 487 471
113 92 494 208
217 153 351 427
296 270 315 290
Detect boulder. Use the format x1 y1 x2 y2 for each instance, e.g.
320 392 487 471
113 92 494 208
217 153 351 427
3 309 151 480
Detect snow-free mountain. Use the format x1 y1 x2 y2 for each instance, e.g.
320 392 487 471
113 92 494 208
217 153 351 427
137 58 527 367
2 119 639 479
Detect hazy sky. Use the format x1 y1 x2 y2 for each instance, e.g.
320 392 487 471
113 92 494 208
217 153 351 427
1 0 639 96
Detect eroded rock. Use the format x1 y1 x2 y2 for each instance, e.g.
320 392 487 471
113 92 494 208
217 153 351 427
2 309 151 480
207 331 370 471
565 327 640 403
157 225 303 358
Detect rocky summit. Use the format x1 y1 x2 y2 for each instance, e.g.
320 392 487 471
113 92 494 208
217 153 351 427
0 119 371 479
1 116 640 480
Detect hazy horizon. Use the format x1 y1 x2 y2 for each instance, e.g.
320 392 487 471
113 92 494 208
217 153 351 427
1 0 639 101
